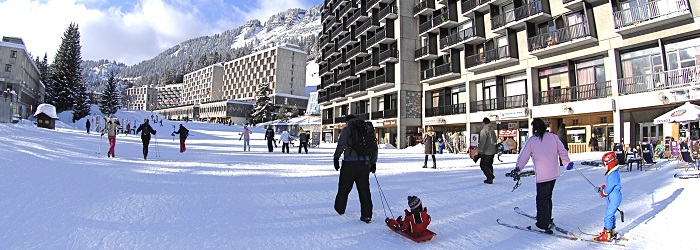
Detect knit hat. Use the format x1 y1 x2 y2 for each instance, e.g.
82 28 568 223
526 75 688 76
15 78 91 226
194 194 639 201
407 196 422 211
483 117 491 124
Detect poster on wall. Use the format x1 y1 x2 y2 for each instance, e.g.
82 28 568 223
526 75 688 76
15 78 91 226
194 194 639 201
469 134 479 158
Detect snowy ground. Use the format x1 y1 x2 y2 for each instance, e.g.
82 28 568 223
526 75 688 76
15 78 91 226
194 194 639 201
1 109 698 249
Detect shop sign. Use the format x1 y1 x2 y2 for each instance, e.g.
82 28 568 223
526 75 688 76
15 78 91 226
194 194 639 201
384 119 397 126
470 134 479 146
500 108 529 119
372 120 384 128
425 117 447 125
498 129 518 137
668 87 700 103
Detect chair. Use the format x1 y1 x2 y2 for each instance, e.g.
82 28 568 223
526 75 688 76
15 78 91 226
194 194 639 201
641 142 658 171
680 142 697 172
613 144 630 171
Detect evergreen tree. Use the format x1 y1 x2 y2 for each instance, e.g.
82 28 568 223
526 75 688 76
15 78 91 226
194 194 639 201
252 81 272 123
276 104 289 121
72 81 91 122
99 72 120 116
291 105 300 118
49 23 83 112
35 53 51 103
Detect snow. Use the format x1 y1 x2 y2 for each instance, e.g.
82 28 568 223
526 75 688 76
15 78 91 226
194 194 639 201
2 107 698 248
32 103 58 119
306 61 320 87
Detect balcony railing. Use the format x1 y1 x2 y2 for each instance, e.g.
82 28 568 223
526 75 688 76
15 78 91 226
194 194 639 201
322 118 334 124
330 56 343 69
338 34 353 49
319 64 328 76
413 0 432 16
334 117 345 123
367 73 393 88
347 45 362 59
528 22 590 52
466 45 512 68
419 20 433 34
331 27 343 39
425 103 467 117
379 49 399 62
356 113 370 121
421 63 454 80
470 99 497 112
367 0 379 10
357 20 374 35
415 45 431 59
323 77 335 86
379 4 397 20
613 0 690 29
440 27 475 49
618 66 700 95
331 0 344 11
534 82 611 105
462 0 489 15
346 82 365 94
500 94 528 109
338 67 354 80
371 110 384 120
384 108 397 118
324 16 336 32
348 9 363 24
492 0 543 30
339 2 353 17
356 57 373 72
425 106 443 117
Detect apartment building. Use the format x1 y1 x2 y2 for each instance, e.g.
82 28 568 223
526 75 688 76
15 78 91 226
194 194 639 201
125 85 157 111
317 0 423 148
182 63 224 105
156 83 182 109
0 36 44 122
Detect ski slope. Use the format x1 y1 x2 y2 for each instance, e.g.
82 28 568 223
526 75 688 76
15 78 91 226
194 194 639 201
0 109 697 249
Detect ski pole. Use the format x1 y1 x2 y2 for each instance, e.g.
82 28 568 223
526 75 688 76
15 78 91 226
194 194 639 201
570 165 597 188
373 172 394 219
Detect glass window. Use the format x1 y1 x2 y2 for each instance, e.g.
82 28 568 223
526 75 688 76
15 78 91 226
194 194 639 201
4 64 10 72
665 37 700 70
10 50 17 58
620 46 662 78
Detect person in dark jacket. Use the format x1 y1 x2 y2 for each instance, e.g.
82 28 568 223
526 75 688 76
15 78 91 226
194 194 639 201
298 128 309 154
136 118 157 160
333 114 378 224
264 126 275 152
478 117 498 184
423 126 437 169
558 123 569 166
172 124 189 153
85 119 91 134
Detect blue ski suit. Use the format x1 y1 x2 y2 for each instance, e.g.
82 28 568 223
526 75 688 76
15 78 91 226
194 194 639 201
602 167 622 230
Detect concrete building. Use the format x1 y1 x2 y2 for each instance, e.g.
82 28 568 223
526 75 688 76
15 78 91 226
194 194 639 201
125 85 157 111
0 36 44 122
317 0 422 148
157 83 182 109
182 63 224 105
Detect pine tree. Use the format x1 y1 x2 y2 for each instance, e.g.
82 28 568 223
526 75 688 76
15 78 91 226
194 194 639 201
49 23 83 112
277 104 288 121
72 81 90 122
99 72 120 116
291 105 300 118
35 53 51 103
252 81 272 123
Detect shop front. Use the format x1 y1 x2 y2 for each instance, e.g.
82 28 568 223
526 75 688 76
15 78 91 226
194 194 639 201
495 108 530 152
373 119 398 147
559 112 614 153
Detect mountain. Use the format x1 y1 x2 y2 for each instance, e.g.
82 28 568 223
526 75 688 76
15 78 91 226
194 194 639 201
81 4 322 91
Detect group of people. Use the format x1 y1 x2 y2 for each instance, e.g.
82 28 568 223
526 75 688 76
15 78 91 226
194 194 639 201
92 115 189 160
262 126 310 154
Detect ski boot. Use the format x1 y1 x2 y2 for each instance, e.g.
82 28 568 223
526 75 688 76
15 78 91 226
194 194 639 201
594 228 612 242
432 162 436 169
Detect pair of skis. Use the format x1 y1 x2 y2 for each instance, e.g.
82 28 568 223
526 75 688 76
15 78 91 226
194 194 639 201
498 207 626 246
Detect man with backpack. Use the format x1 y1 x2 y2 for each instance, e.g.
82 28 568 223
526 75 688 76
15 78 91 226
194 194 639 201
136 118 157 160
298 128 309 154
333 114 378 223
172 124 189 153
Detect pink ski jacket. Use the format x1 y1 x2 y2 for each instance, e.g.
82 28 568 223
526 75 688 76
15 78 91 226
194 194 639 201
516 132 570 183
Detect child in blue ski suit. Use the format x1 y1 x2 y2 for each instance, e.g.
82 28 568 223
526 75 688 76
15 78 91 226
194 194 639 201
594 151 622 242
437 137 444 154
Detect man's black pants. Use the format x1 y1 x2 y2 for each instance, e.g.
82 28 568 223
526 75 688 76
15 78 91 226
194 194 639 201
334 161 372 219
479 154 495 180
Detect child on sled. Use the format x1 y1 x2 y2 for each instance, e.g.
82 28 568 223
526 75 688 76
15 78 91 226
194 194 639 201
385 196 432 238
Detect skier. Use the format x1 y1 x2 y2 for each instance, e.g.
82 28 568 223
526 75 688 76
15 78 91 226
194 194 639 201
422 126 437 169
437 137 444 154
279 127 290 153
240 125 252 151
298 128 308 154
136 118 157 160
592 151 623 242
85 119 91 134
385 196 432 238
172 124 189 153
513 118 571 234
264 126 275 152
125 123 131 136
100 118 121 158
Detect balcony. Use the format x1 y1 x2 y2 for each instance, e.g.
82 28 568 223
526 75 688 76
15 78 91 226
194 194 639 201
462 0 491 17
338 34 355 50
423 11 459 34
439 27 485 51
425 103 468 117
367 0 392 10
371 110 384 120
379 49 399 64
420 63 461 83
331 0 345 12
384 108 397 118
367 26 395 48
339 1 355 18
367 72 395 91
618 66 700 95
334 117 346 123
613 0 692 36
346 81 367 97
534 82 612 106
324 16 336 33
330 56 343 71
338 67 358 82
323 77 338 88
357 20 379 36
348 9 369 25
347 44 368 61
415 45 439 61
465 45 518 71
470 98 497 112
528 22 597 56
356 56 379 74
322 118 334 124
500 94 528 109
491 0 550 34
321 36 333 48
331 88 348 102
322 10 331 23
413 0 436 16
320 64 331 77
379 4 398 22
563 0 607 10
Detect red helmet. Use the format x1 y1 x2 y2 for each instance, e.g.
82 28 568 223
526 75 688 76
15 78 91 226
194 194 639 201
602 151 618 173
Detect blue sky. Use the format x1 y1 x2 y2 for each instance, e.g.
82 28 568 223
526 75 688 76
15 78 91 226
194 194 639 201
0 0 323 65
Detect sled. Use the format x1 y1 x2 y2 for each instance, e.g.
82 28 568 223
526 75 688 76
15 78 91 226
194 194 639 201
390 228 437 243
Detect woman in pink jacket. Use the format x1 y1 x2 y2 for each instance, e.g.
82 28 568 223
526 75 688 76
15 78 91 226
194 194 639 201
514 118 571 234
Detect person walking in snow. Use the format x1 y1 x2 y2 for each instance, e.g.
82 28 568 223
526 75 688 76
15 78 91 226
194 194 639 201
385 196 432 238
279 127 291 153
264 126 275 152
136 119 157 160
478 117 498 184
172 124 189 153
86 119 91 134
298 128 309 154
592 152 623 242
100 118 121 158
333 114 377 223
240 126 252 151
513 118 571 234
422 126 437 169
125 122 131 136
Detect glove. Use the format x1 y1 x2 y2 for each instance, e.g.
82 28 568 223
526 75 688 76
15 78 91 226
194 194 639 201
513 167 520 175
566 162 574 170
370 164 376 173
599 184 607 197
334 158 340 171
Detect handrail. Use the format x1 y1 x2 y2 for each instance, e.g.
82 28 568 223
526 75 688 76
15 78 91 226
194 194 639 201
613 0 690 29
528 22 590 51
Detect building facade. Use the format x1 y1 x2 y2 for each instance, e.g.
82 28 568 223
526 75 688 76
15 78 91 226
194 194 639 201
125 85 157 111
182 64 224 105
0 36 44 122
318 0 422 148
157 83 182 109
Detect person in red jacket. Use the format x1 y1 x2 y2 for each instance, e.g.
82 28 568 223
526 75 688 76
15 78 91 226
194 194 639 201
385 196 431 237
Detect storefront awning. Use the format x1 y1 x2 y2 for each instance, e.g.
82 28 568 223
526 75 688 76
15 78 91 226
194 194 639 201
653 102 700 124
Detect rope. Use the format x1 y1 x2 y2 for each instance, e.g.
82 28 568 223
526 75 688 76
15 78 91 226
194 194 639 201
373 173 394 219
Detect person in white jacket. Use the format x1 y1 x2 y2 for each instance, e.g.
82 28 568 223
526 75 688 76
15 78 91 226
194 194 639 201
279 127 291 154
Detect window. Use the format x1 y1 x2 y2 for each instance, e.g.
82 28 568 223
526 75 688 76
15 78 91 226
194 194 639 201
620 46 662 78
10 50 17 58
451 86 467 104
432 92 441 108
665 36 700 70
5 64 10 72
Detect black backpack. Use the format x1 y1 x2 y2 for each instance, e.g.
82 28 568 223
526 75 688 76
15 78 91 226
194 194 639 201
348 119 378 159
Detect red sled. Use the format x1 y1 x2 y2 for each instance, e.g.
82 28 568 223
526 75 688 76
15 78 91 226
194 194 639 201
389 228 437 243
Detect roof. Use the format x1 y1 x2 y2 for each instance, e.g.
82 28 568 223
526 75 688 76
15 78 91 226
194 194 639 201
33 104 58 119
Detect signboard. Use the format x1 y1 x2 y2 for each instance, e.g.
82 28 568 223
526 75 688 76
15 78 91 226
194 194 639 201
312 132 321 146
425 117 446 125
324 132 332 143
499 108 529 119
384 119 397 126
507 122 518 129
667 87 700 103
498 129 518 137
470 134 479 146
